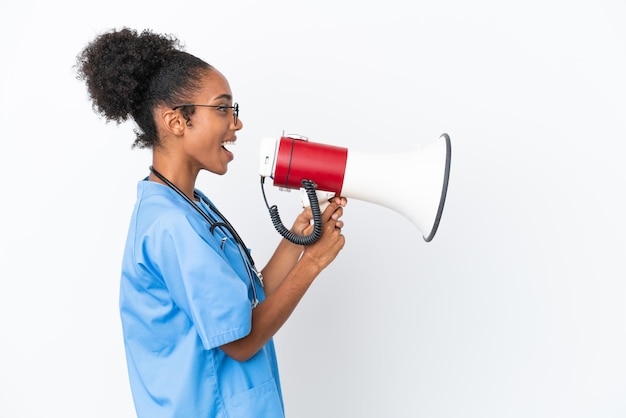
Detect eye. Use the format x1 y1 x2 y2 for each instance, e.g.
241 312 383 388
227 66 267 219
216 105 229 113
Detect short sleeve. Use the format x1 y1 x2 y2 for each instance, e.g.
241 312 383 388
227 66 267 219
139 213 252 350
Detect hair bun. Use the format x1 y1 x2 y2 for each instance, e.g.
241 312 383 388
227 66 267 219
76 28 182 123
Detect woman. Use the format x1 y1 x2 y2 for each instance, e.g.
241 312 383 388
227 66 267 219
76 28 346 418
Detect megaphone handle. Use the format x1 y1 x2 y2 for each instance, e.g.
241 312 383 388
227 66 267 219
262 178 324 246
301 189 336 212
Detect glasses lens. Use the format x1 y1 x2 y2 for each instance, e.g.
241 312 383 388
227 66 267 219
233 103 239 126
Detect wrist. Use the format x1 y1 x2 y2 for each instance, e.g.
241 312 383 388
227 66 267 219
299 251 324 277
279 237 305 254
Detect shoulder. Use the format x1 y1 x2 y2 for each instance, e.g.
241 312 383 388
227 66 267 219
132 181 216 246
135 181 191 222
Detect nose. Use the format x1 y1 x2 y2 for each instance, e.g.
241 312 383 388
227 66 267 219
234 117 243 131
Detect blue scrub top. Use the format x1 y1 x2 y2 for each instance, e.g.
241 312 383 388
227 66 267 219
120 180 284 418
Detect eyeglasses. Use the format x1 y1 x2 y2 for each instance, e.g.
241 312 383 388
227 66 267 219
172 102 239 126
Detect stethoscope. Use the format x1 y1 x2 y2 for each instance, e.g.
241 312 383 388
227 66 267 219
149 166 263 308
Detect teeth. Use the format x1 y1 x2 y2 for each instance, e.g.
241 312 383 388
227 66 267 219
222 141 236 147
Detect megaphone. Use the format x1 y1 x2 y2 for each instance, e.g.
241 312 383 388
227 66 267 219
259 133 451 244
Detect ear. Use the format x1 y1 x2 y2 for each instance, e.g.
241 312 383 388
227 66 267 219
158 107 186 137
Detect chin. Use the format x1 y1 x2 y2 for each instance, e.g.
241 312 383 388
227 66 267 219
204 166 228 176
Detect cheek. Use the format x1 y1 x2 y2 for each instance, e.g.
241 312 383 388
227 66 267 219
193 125 222 148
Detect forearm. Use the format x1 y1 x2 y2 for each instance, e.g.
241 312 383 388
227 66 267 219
221 198 346 362
260 238 304 296
220 257 322 362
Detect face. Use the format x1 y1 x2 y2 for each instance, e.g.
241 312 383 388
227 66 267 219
178 70 243 175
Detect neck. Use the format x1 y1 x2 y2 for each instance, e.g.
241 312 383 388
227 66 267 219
149 165 198 202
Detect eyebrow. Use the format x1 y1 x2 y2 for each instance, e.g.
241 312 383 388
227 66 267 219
212 93 233 102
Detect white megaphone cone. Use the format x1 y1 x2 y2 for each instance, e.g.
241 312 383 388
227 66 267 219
259 133 451 243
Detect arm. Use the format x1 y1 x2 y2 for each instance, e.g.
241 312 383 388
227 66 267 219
261 196 347 295
220 197 347 362
259 237 304 297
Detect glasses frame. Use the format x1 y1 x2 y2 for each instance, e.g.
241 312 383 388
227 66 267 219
172 102 239 126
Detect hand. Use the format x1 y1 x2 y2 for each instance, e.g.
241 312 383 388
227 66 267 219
290 196 347 236
300 196 347 271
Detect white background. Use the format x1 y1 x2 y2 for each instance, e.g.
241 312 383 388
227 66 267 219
1 1 625 417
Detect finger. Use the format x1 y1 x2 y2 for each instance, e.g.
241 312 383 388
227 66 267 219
321 200 341 221
294 209 313 227
300 207 313 219
330 206 344 221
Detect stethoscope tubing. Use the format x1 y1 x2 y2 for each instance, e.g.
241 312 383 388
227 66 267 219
148 166 261 307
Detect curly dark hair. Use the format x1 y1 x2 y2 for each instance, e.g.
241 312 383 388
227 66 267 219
75 28 213 148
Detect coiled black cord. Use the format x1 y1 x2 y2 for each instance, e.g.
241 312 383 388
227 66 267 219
261 177 323 245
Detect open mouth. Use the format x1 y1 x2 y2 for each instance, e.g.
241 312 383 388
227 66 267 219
222 141 236 152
